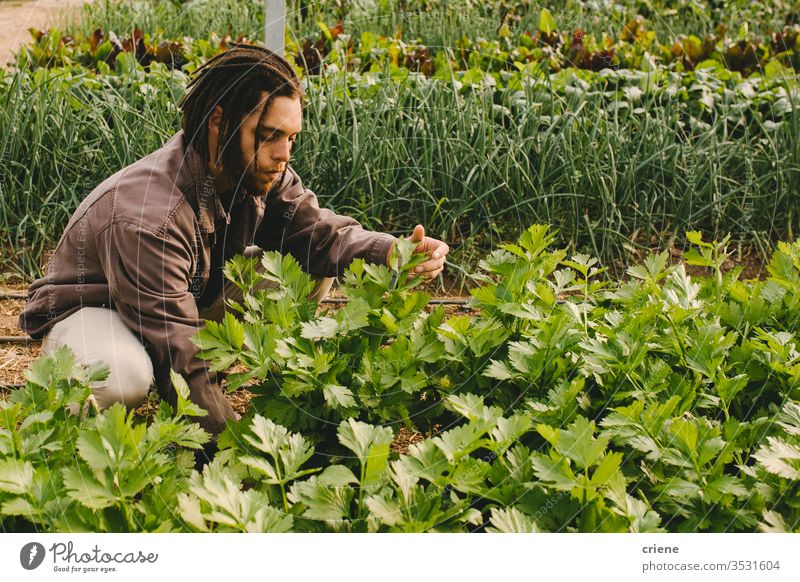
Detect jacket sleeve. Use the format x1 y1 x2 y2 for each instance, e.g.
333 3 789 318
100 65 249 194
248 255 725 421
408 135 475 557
101 219 237 435
254 167 396 277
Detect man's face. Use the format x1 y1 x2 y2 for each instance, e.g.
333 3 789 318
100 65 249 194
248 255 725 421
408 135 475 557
214 93 302 196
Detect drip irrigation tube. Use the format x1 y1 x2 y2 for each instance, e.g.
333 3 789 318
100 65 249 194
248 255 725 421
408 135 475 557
0 291 26 299
0 336 32 343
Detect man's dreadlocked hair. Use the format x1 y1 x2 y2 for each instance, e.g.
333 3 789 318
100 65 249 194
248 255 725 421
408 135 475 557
180 44 302 174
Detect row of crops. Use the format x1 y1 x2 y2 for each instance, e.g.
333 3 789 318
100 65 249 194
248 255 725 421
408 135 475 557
2 0 800 277
19 8 800 76
1 1 799 533
2 228 799 532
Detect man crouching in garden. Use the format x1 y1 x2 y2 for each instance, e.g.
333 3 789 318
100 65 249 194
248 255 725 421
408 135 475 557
18 45 449 444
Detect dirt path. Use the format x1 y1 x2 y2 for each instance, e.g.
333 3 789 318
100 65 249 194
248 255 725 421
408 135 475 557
0 0 92 67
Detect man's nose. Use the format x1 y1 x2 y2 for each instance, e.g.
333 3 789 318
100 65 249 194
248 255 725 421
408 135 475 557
272 139 292 162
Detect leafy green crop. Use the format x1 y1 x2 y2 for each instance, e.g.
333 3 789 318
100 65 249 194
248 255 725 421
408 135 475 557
3 225 800 532
4 45 799 280
0 349 208 532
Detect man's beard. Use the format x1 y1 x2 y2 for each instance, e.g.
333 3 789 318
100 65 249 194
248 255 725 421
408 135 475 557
227 150 273 198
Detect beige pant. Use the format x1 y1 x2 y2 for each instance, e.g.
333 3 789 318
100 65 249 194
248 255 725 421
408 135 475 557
41 246 333 411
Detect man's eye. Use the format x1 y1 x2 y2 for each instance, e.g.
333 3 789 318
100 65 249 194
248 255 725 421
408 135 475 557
260 134 297 143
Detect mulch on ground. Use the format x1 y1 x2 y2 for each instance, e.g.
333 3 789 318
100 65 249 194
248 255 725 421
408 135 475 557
0 298 25 337
0 343 41 387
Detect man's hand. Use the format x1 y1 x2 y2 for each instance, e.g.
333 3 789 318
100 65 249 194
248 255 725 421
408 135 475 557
387 224 450 281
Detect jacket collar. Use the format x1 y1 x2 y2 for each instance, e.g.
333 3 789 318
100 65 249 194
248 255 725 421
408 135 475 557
183 131 258 234
182 131 219 234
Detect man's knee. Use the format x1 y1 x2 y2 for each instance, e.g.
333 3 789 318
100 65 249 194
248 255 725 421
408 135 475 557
42 308 153 411
90 345 153 410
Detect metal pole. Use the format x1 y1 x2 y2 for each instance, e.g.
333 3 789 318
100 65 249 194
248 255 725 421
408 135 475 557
264 0 286 57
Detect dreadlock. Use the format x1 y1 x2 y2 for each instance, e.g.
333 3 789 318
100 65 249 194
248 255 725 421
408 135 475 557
180 44 303 176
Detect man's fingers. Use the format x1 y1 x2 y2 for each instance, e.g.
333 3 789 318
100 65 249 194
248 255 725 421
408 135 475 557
416 239 450 258
431 242 450 260
413 256 446 275
411 224 425 243
419 266 444 281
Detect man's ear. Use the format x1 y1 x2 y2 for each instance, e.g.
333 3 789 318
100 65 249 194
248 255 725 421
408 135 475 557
207 105 223 137
207 105 223 171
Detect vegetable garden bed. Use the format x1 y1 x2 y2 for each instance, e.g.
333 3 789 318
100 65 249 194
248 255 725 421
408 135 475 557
1 226 798 532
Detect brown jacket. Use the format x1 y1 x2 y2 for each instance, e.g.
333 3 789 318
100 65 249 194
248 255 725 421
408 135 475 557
18 131 395 433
